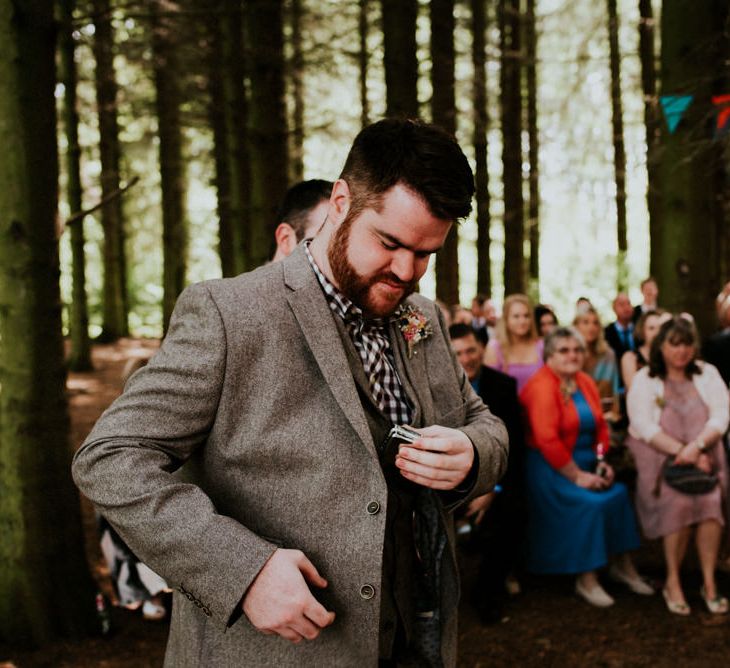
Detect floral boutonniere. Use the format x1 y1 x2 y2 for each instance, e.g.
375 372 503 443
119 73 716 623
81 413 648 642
395 304 432 358
655 395 666 409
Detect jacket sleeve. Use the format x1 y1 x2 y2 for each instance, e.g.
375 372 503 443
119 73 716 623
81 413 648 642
520 377 572 469
698 363 730 435
433 307 509 504
72 283 277 631
626 368 662 442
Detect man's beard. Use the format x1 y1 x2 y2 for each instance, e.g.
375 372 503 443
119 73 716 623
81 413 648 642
327 212 417 319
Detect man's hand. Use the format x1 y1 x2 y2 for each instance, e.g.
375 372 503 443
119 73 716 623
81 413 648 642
395 425 475 490
242 548 335 644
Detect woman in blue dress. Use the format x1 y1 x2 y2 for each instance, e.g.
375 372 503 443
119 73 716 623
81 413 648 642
520 327 652 607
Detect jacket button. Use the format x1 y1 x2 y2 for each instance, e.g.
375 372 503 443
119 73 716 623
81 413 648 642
366 501 380 515
360 584 375 600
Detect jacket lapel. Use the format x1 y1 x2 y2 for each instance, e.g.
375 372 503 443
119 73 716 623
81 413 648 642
389 300 434 426
283 247 378 460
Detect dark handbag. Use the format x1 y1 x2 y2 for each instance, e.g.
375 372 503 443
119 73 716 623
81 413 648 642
653 457 719 496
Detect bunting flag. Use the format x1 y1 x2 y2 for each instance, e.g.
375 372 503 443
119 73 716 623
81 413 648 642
712 95 730 138
660 95 693 133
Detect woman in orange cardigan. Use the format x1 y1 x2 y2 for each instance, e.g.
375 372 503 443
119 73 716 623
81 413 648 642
520 327 651 607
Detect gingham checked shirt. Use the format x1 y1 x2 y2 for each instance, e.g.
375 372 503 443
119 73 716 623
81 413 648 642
305 243 413 424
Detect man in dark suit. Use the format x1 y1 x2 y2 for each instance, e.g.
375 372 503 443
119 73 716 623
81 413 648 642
632 277 659 323
605 293 635 375
703 295 730 386
449 323 525 623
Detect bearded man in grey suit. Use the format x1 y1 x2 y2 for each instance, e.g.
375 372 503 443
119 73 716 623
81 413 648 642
73 119 508 667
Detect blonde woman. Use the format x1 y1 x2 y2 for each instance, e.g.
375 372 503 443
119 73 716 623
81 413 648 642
484 294 543 392
574 307 620 416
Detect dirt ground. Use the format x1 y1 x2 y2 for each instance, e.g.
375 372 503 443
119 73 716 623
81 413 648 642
3 339 730 667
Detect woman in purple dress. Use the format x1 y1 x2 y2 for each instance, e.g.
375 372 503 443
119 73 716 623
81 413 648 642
484 294 543 393
627 316 730 616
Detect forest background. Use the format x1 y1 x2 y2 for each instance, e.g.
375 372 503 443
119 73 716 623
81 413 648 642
1 0 730 649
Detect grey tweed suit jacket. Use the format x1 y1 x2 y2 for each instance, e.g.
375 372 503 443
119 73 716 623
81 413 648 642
72 246 508 667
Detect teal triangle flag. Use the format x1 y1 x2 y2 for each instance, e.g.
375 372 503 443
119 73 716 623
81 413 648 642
660 95 693 133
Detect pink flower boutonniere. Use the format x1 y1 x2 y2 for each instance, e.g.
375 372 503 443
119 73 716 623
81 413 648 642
395 304 432 358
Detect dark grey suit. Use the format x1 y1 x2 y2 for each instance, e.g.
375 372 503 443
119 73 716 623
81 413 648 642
72 247 508 666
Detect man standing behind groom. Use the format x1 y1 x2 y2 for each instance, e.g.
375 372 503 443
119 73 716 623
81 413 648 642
73 119 508 667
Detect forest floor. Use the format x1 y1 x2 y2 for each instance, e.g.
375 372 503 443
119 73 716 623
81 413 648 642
3 339 730 667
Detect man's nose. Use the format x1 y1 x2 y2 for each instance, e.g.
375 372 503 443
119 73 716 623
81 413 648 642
390 251 416 282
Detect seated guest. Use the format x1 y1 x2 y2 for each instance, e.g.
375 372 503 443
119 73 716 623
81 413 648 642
573 307 620 417
534 304 558 338
484 294 543 393
470 293 489 344
702 294 730 386
633 276 659 323
605 293 636 372
449 323 526 623
622 309 670 390
520 327 651 607
627 316 729 615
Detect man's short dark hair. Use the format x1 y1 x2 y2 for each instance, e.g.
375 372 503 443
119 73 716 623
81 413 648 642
448 323 478 341
339 118 474 222
275 179 333 241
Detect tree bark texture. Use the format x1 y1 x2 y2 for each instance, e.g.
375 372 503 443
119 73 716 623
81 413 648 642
525 0 540 300
0 0 97 645
288 0 305 182
638 0 662 280
206 2 235 278
607 0 628 291
60 0 92 371
219 0 250 276
245 0 290 270
359 0 369 128
151 0 188 334
499 0 525 296
657 0 730 336
92 0 129 339
431 0 460 306
472 0 491 296
381 0 419 119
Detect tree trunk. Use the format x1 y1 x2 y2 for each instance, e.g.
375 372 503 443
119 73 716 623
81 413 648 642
0 0 97 646
59 0 92 371
219 0 250 276
207 3 235 277
525 0 540 301
245 0 289 270
431 0 460 306
381 0 419 118
359 0 370 128
472 0 491 297
607 0 628 292
499 0 525 296
638 0 662 279
657 0 730 336
91 0 129 340
288 0 304 182
151 0 188 334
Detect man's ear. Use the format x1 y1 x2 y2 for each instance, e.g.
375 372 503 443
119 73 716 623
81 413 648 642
329 179 351 226
274 222 297 259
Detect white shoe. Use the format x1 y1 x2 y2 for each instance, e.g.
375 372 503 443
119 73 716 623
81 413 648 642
575 579 615 608
608 565 654 595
